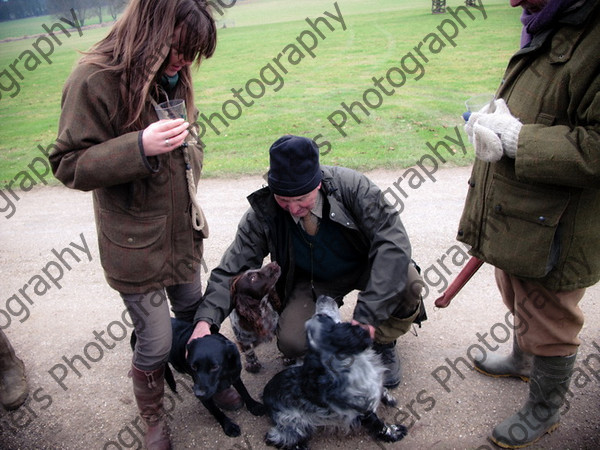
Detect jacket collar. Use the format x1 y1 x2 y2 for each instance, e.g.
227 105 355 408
515 0 597 56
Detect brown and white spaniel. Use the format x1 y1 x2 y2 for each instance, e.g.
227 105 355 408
229 261 282 373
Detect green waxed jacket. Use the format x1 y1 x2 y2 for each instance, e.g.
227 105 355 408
194 165 413 330
457 0 600 290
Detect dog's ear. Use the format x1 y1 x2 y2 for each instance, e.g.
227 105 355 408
268 288 282 312
329 322 372 355
223 337 242 374
301 352 339 406
229 275 242 306
236 294 262 322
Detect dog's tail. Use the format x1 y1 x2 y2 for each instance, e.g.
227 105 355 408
164 364 177 393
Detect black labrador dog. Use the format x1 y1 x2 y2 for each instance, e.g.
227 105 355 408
131 318 265 437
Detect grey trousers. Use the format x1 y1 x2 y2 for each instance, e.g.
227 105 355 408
121 269 202 371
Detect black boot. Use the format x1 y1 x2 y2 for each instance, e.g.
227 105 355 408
131 364 171 450
491 353 577 448
474 335 533 382
373 341 401 389
0 330 28 410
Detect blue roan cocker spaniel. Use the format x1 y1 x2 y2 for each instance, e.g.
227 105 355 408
262 295 407 449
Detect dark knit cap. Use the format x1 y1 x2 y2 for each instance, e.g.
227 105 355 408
268 135 322 197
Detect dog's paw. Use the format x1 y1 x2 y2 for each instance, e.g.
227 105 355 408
265 434 308 450
380 388 397 407
291 444 309 450
376 423 408 442
282 357 297 366
223 419 241 437
245 361 262 373
264 434 283 448
247 400 266 416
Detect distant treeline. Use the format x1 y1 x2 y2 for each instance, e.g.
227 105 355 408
0 0 127 25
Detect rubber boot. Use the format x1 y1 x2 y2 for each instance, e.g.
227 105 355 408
131 364 171 450
474 335 533 382
373 341 401 389
491 353 577 448
0 329 29 410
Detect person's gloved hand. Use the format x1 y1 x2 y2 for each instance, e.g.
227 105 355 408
464 100 494 142
465 99 522 162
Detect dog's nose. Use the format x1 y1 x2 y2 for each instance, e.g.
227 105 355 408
194 387 206 397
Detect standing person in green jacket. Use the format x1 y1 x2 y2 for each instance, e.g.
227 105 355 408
190 135 426 389
49 1 218 448
459 0 600 447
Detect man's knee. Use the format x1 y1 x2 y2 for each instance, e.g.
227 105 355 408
276 329 307 359
393 263 424 319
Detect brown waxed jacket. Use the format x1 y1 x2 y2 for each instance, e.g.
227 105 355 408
50 63 208 294
457 0 600 290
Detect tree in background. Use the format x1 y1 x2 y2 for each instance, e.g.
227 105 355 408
0 0 127 24
0 0 48 20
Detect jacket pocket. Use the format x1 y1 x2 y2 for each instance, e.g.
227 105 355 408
98 209 168 284
481 174 569 278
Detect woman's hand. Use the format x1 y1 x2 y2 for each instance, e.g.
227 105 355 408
142 118 190 156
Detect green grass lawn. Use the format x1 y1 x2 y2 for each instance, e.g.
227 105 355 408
0 0 521 185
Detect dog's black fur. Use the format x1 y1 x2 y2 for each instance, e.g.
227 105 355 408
229 261 282 373
262 296 407 449
131 318 265 437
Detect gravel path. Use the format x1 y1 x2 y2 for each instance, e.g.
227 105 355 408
1 166 599 449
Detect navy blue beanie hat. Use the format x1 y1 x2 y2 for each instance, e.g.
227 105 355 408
268 135 322 197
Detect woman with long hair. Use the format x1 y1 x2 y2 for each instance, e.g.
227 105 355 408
50 1 218 448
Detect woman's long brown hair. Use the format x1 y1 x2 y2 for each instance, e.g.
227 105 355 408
80 0 217 130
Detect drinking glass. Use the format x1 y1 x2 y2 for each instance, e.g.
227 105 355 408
462 94 495 122
154 99 187 120
154 99 198 144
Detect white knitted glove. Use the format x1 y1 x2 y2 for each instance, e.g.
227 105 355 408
465 99 523 162
472 122 504 162
464 100 494 140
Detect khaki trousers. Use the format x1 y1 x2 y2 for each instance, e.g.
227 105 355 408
277 264 423 358
495 268 585 356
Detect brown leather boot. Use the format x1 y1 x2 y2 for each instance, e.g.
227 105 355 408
0 330 29 410
213 386 243 411
130 364 171 450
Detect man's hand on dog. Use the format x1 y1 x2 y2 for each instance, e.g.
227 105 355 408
186 321 211 357
351 320 375 340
